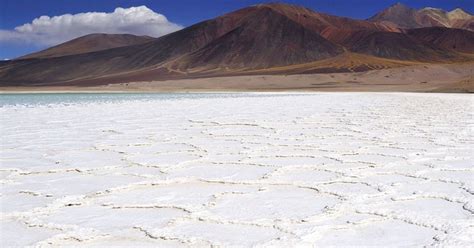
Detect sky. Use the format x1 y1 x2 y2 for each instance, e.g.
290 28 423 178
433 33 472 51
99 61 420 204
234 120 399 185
1 0 473 59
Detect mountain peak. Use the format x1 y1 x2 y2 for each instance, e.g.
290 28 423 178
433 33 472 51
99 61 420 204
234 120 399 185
253 2 312 12
374 2 417 16
389 2 412 10
368 3 418 28
450 8 469 14
448 8 472 19
420 7 445 13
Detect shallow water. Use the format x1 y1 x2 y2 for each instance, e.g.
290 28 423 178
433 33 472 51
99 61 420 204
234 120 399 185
0 93 259 106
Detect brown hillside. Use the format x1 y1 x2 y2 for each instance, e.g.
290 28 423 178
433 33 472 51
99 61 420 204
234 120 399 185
18 34 154 59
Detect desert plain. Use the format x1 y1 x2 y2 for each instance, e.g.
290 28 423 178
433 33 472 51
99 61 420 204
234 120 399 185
1 62 472 93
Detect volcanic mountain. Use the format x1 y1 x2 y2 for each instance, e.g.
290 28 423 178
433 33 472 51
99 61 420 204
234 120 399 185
369 3 474 31
0 2 473 86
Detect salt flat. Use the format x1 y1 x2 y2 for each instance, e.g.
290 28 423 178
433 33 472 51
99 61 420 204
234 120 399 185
0 93 473 247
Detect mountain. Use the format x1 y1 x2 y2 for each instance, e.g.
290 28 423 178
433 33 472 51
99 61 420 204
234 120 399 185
340 30 456 61
368 3 420 29
406 27 474 53
0 2 472 86
173 4 345 70
18 34 154 59
369 3 474 31
420 8 474 30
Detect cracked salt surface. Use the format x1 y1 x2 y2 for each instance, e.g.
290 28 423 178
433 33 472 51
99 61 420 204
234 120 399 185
1 92 473 247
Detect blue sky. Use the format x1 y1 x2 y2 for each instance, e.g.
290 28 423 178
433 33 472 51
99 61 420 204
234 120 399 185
1 0 473 59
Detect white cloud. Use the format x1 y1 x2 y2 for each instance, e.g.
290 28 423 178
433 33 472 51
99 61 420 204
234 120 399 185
0 6 182 46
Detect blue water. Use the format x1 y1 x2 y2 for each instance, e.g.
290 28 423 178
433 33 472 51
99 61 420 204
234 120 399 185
0 93 306 107
0 93 249 106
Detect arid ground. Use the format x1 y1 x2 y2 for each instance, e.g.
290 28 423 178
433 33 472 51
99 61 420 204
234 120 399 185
1 63 473 93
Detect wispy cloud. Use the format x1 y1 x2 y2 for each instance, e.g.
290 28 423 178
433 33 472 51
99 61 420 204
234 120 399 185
0 6 182 46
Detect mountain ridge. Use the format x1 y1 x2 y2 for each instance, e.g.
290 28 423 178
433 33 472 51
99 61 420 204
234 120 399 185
0 2 473 86
18 34 154 59
369 2 473 30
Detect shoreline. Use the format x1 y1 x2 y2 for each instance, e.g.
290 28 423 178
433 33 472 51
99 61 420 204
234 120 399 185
0 90 473 95
1 62 473 94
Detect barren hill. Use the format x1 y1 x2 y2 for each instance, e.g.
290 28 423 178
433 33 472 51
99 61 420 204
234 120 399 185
0 3 472 87
18 34 154 59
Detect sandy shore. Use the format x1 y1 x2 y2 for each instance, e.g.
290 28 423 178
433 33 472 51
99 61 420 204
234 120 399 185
1 62 473 93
